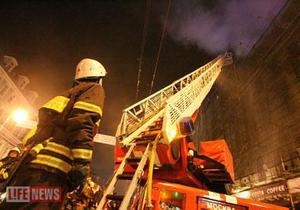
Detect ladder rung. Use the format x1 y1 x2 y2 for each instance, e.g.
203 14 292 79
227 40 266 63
202 169 227 173
199 165 224 169
153 120 163 125
148 121 162 127
126 157 141 163
147 127 162 132
135 140 151 145
117 173 134 180
106 194 124 201
148 123 162 128
139 178 147 186
143 130 161 136
139 134 157 140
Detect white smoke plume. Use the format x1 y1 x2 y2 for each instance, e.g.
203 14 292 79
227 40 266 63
167 0 287 56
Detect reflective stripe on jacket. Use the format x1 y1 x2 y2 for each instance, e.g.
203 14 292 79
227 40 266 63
42 96 70 113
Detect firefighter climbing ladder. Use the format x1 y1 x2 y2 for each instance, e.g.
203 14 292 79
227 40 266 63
97 52 233 210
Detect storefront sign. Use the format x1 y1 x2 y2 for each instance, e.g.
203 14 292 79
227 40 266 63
249 181 288 201
235 180 290 206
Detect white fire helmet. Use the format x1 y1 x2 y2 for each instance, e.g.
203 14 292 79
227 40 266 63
75 58 107 81
9 147 20 154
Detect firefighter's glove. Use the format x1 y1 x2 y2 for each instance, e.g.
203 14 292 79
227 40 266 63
81 177 100 199
68 164 90 189
0 168 8 182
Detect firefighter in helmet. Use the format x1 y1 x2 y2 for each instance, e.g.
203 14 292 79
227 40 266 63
6 147 20 159
0 147 21 182
0 58 106 209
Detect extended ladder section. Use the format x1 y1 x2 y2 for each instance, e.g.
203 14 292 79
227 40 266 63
118 52 233 145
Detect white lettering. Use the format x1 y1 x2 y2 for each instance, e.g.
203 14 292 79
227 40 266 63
31 188 39 201
53 188 60 201
19 188 29 200
39 188 44 200
251 190 264 198
266 185 286 194
44 188 53 200
206 203 235 210
6 186 30 202
8 188 16 200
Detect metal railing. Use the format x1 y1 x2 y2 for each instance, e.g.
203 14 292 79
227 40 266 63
117 52 233 143
162 55 232 143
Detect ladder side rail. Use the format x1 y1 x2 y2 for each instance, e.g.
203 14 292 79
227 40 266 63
97 143 136 209
119 143 151 209
118 55 223 137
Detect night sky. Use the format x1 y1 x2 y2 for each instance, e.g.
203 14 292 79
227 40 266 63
0 0 286 135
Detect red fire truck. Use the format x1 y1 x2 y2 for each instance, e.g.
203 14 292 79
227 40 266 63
97 53 288 210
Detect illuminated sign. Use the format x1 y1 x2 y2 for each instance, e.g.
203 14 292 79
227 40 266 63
198 197 247 210
250 181 287 200
234 181 291 206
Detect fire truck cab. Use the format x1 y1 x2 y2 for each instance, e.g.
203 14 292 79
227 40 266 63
151 180 288 210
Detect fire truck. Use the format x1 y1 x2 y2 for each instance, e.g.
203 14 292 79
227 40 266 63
96 53 288 210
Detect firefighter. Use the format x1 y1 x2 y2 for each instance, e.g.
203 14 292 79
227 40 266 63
0 58 106 209
0 147 21 182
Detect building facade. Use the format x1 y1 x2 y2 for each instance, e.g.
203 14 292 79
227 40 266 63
194 0 300 208
0 55 38 158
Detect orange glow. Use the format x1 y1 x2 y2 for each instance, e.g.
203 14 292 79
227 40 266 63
11 108 29 124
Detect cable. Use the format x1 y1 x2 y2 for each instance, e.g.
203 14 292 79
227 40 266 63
149 0 172 95
135 0 152 100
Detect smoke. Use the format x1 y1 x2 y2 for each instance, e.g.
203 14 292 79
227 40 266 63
167 0 287 56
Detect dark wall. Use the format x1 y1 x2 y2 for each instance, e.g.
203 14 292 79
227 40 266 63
92 143 114 186
194 0 300 179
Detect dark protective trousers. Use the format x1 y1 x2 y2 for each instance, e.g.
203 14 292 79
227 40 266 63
0 167 70 210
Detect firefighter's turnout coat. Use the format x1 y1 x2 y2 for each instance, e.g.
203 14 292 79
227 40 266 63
23 82 105 182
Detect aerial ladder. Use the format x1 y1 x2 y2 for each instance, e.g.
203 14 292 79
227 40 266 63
97 52 233 210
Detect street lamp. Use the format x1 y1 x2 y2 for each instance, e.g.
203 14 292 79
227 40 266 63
10 108 37 129
11 108 29 124
0 108 30 156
